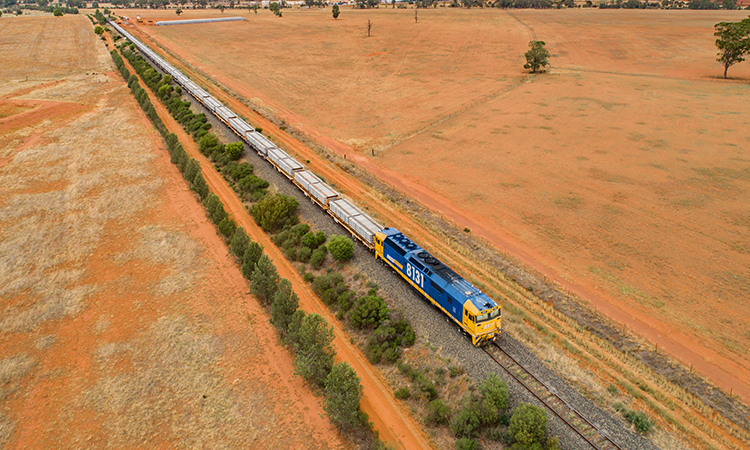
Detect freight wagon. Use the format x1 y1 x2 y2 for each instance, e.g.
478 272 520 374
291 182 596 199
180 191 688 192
108 20 502 346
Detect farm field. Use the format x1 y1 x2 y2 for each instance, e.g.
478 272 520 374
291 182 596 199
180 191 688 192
126 7 750 404
0 15 347 449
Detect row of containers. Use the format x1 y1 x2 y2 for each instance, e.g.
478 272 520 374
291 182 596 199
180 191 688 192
110 21 384 250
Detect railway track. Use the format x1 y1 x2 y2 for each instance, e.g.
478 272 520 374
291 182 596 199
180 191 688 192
485 343 623 450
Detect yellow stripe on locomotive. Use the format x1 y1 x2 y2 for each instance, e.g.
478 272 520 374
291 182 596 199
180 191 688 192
374 229 501 347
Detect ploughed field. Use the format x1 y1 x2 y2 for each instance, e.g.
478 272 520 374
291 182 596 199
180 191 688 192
130 8 750 401
0 15 346 449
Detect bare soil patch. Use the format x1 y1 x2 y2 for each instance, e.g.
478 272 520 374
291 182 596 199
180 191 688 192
130 8 750 406
0 15 346 450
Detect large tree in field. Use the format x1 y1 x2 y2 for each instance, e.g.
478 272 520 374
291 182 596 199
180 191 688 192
523 40 550 73
715 18 750 79
324 362 363 429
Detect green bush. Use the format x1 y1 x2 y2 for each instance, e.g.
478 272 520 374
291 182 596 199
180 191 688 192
222 161 254 181
394 387 410 400
451 407 480 439
297 246 312 263
302 231 326 249
198 133 222 156
347 294 390 330
623 409 654 434
312 272 349 306
426 399 451 426
476 373 509 425
327 235 354 261
225 142 244 160
250 193 299 233
455 438 477 450
509 404 548 446
309 246 327 269
243 242 264 270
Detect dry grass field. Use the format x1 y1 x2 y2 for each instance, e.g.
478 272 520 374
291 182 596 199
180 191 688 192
127 7 750 403
0 15 346 449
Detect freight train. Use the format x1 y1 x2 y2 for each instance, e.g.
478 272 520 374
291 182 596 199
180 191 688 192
109 21 501 346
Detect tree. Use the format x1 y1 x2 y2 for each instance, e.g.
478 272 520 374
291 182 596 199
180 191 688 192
184 158 200 184
524 40 550 73
199 133 221 156
191 172 209 199
250 254 280 304
294 313 335 387
451 407 480 438
219 4 225 12
250 2 258 13
269 1 280 14
327 235 354 261
476 373 509 424
509 404 548 447
714 19 750 78
225 142 244 160
723 0 736 8
324 362 363 429
455 439 478 450
271 279 299 334
366 18 372 37
230 227 250 257
94 26 104 35
348 295 389 330
53 7 63 16
250 193 299 232
176 7 182 14
332 3 339 18
91 0 97 5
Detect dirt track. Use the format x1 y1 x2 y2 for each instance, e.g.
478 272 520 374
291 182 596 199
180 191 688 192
110 37 434 449
0 16 347 450
122 8 750 407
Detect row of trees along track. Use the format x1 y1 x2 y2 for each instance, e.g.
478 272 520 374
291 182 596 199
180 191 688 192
119 23 750 450
102 28 432 450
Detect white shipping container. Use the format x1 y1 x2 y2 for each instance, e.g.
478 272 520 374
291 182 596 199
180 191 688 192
204 98 222 112
276 158 295 178
229 118 253 135
348 213 382 245
283 156 303 175
330 198 365 224
216 106 236 123
309 180 338 206
267 148 289 167
294 170 320 189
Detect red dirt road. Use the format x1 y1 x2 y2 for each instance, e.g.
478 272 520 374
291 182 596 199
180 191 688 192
111 40 434 449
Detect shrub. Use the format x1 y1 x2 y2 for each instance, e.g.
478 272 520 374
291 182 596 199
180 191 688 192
297 246 312 263
509 404 548 446
324 362 363 429
327 235 354 261
301 231 326 249
225 142 244 160
455 438 477 450
290 223 310 237
243 242 264 273
476 373 509 424
251 193 299 233
309 247 327 269
425 400 451 426
223 161 254 181
312 272 348 306
347 295 390 330
451 407 480 438
623 409 654 434
426 399 451 426
202 193 227 224
546 436 562 450
198 133 222 156
394 387 410 400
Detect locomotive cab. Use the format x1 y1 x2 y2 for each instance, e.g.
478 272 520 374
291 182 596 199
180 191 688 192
463 302 502 346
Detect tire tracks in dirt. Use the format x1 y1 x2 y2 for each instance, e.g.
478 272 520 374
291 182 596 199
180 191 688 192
108 36 434 450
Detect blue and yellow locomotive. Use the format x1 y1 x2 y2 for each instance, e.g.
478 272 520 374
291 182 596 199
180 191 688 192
374 228 501 346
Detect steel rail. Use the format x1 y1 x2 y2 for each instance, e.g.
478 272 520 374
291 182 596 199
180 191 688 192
485 343 623 450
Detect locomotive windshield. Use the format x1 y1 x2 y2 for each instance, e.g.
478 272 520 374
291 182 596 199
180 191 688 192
477 309 501 323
